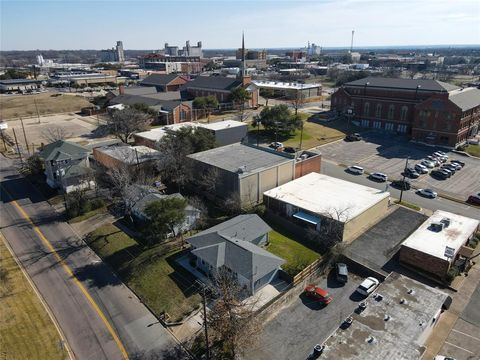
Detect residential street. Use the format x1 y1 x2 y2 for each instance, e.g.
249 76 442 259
0 156 185 360
320 160 480 220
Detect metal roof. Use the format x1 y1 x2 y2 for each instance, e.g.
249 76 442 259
344 77 459 92
185 75 242 91
140 74 185 86
38 140 90 162
448 87 480 111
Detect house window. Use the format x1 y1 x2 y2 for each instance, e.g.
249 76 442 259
375 104 382 118
180 110 187 121
400 106 408 121
373 121 381 129
388 105 395 120
385 123 394 131
397 124 407 133
363 102 370 116
361 119 370 127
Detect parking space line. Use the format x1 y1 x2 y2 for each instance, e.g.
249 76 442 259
451 328 480 342
444 341 475 354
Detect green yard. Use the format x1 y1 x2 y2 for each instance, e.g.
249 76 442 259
465 144 480 157
86 224 201 321
68 206 107 223
265 225 321 276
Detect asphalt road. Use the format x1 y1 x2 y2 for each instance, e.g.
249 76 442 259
0 157 185 360
321 160 480 220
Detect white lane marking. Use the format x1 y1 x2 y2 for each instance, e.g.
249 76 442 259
444 341 475 354
451 328 480 342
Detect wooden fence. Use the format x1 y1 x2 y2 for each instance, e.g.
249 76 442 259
291 258 325 286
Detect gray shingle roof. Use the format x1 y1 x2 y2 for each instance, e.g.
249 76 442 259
188 143 292 175
448 87 480 111
345 77 459 92
111 86 158 96
38 140 90 162
185 76 242 91
140 74 184 87
63 164 91 179
188 215 284 282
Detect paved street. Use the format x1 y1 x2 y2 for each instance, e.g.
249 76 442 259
320 160 480 220
0 157 185 360
244 273 364 360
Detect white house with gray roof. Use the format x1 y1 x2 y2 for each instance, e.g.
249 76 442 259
187 214 284 295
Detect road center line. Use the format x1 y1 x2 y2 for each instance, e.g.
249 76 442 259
9 198 129 360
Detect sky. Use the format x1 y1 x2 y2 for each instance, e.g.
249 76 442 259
1 0 479 50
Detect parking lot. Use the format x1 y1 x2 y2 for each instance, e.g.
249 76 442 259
319 131 480 201
244 272 367 360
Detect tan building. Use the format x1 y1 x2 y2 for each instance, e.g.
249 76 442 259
93 144 160 173
399 210 479 281
188 144 321 207
263 173 389 243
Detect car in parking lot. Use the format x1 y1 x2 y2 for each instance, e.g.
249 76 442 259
304 285 333 305
283 146 296 154
347 165 364 175
467 193 480 205
369 172 388 182
336 263 348 284
356 277 380 296
426 156 440 166
345 133 362 142
441 165 455 175
431 169 449 180
448 162 462 170
269 142 284 149
391 179 411 190
434 151 448 158
414 163 429 174
404 167 420 178
451 159 465 167
416 188 438 198
421 159 435 168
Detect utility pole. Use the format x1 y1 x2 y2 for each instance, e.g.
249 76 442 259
201 286 211 360
33 98 41 124
20 118 30 156
299 122 304 150
0 130 7 152
399 156 409 203
12 128 23 165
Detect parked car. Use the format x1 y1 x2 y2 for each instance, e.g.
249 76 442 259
336 263 349 284
426 156 440 166
391 179 411 190
269 142 284 149
414 163 429 174
467 193 480 205
440 165 455 175
370 172 388 182
416 188 438 198
439 168 452 177
304 285 333 305
431 170 448 180
421 159 435 168
434 151 448 159
434 356 455 360
451 159 465 167
348 165 364 175
283 146 296 154
404 167 420 178
345 133 362 142
356 277 380 296
448 162 462 170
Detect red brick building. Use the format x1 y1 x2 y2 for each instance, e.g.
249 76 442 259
140 74 188 92
331 77 480 147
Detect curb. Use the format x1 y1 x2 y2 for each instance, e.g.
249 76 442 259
0 234 75 360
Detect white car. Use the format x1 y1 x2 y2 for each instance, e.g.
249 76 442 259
370 172 388 182
426 156 440 166
421 159 435 168
356 277 380 296
414 163 429 174
348 165 364 175
434 356 455 360
434 151 448 158
417 188 438 198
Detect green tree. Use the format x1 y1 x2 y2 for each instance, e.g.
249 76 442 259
192 96 219 121
131 102 157 117
259 88 275 107
0 69 30 80
230 87 251 120
156 126 216 189
255 104 302 136
143 197 187 243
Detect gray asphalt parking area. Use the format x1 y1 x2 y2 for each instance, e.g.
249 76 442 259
245 273 366 360
319 131 480 200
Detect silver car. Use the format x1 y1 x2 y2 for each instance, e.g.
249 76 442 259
370 172 388 182
415 164 429 174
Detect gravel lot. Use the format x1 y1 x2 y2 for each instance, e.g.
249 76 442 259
319 131 480 201
244 272 368 360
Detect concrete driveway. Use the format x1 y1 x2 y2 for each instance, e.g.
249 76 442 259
319 131 480 201
244 272 367 360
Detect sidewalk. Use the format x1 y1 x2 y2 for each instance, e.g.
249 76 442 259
422 262 480 359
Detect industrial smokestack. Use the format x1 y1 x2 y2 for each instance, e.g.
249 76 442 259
350 30 355 53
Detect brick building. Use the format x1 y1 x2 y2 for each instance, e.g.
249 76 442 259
331 77 480 147
140 74 188 92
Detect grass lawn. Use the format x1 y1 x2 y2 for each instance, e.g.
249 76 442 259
265 224 321 276
394 200 421 211
2 92 91 119
68 206 107 223
0 236 67 360
466 144 480 157
87 224 201 321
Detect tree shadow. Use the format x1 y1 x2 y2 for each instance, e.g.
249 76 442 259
74 261 123 289
165 250 201 298
326 268 345 289
130 345 190 360
349 291 366 302
1 177 50 204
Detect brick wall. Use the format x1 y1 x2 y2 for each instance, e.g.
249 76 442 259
399 246 450 279
295 153 322 178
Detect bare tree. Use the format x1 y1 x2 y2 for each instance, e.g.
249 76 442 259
198 167 218 193
187 196 209 230
206 268 260 359
290 90 306 115
106 108 150 143
42 126 70 143
221 192 242 216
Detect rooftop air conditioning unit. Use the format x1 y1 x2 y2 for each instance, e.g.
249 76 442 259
430 222 445 232
440 217 451 228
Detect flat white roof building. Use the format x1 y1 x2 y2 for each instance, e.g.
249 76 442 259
253 80 321 91
400 210 479 280
402 210 479 261
263 173 390 242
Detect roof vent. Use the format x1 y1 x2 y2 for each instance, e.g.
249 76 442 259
367 336 376 344
400 298 407 305
430 222 445 232
407 289 415 295
374 293 383 301
237 165 246 174
384 314 390 321
440 217 451 228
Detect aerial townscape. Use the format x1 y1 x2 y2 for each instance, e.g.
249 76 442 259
1 1 480 360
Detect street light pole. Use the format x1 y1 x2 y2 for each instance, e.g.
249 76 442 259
399 156 409 203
